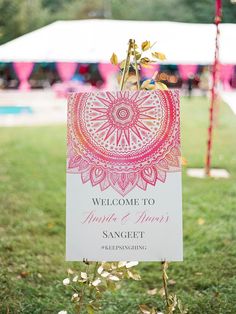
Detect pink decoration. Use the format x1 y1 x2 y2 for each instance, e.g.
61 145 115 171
67 90 180 196
141 64 160 79
215 0 222 23
56 62 77 82
178 64 198 81
13 62 34 91
220 64 234 90
98 63 118 89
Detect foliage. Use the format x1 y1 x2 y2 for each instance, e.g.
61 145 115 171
0 0 236 44
0 0 50 44
60 261 140 313
110 40 167 91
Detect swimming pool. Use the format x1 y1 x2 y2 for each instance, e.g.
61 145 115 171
0 106 33 115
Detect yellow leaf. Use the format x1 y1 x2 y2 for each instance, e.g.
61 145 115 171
119 59 126 69
67 268 74 275
155 82 168 90
118 261 127 268
181 157 188 166
127 270 141 281
152 52 166 60
141 40 151 51
135 52 141 60
147 288 157 295
139 304 151 314
141 79 152 89
198 218 205 225
126 75 137 83
110 52 118 65
140 57 150 65
168 279 176 286
86 304 95 314
158 287 165 297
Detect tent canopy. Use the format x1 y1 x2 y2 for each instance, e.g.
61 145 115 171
0 19 235 64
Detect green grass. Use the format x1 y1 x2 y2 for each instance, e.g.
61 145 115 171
0 96 236 313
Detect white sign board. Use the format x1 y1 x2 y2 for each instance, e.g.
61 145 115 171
66 90 182 261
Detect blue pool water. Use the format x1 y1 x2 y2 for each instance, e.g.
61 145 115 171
0 106 33 115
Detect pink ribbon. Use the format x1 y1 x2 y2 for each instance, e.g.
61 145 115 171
13 62 34 91
56 62 77 82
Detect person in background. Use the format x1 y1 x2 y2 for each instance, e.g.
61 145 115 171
187 74 194 98
199 66 210 96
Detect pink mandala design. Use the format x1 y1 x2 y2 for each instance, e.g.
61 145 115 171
67 90 181 196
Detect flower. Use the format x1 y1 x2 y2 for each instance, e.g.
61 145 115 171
126 261 139 268
58 311 67 314
63 278 70 285
72 275 78 282
71 293 80 302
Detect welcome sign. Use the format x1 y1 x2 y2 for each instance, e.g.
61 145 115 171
66 90 182 261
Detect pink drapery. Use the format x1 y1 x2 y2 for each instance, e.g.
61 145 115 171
178 64 198 81
141 64 160 79
13 62 34 91
98 63 118 89
220 64 234 90
56 62 77 82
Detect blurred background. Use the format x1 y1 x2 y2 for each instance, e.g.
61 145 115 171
0 0 236 126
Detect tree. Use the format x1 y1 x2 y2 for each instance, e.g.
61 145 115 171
0 0 236 45
0 0 50 44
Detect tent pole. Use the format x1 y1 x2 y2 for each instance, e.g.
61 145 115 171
205 0 222 176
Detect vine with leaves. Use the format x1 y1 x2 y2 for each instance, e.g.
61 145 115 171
60 39 187 314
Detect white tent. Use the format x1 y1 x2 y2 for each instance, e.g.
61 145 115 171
0 19 235 64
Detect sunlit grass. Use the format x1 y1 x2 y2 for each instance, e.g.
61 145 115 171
0 96 236 313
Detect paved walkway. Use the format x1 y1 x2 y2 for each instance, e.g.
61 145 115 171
0 89 235 127
0 90 66 127
221 91 236 115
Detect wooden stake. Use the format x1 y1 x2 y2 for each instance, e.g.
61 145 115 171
120 39 133 91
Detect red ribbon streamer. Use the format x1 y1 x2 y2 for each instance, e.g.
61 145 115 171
205 0 222 176
215 0 222 23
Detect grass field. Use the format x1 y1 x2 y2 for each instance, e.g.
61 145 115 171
0 96 236 314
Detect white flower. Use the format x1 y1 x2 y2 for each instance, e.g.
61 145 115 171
72 275 78 282
126 261 139 268
58 311 67 314
71 293 79 301
92 278 101 286
63 278 70 285
101 271 110 278
97 266 103 274
67 268 74 274
118 261 127 268
80 272 88 280
109 275 120 281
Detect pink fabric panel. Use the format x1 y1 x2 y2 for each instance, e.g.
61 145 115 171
98 63 118 89
13 62 34 91
56 62 77 82
141 64 160 79
220 64 234 90
178 64 198 81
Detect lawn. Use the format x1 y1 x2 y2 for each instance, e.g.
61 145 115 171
0 96 236 314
